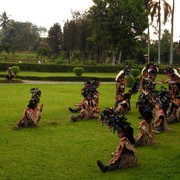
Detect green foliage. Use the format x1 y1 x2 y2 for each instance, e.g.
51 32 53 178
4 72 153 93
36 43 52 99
131 69 140 78
11 66 20 75
126 75 135 87
73 67 84 76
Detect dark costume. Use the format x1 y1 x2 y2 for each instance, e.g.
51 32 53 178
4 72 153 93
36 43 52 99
69 79 100 113
135 92 156 146
114 81 140 115
71 87 99 122
162 66 180 123
12 88 43 130
151 89 170 132
97 108 138 173
114 66 134 114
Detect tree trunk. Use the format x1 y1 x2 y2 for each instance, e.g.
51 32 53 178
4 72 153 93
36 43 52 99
147 26 150 63
112 50 116 66
170 0 174 65
158 0 161 64
118 50 122 64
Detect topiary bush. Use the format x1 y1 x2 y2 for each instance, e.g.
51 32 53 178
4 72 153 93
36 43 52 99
11 66 20 75
126 75 135 87
73 67 84 76
131 69 140 78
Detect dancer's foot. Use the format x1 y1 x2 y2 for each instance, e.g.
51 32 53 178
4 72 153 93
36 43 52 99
97 160 108 173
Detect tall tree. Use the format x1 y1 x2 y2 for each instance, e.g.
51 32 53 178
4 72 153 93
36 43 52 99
0 12 12 44
150 0 171 64
47 23 63 59
0 12 11 30
144 0 159 63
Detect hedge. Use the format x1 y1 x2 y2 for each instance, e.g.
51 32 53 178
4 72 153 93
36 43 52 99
0 74 114 82
0 63 129 73
0 62 167 74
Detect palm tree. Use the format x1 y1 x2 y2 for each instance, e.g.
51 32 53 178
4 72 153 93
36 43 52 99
152 0 171 64
0 11 11 30
144 0 153 63
0 11 11 44
170 0 174 65
146 1 171 64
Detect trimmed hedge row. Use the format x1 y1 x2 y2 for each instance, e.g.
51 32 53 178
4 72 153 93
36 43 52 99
0 62 167 74
0 63 126 73
0 74 114 82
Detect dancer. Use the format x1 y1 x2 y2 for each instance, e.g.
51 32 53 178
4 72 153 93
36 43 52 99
114 80 140 115
152 99 169 132
97 108 137 173
114 66 131 109
71 88 99 122
163 66 180 104
12 88 43 130
69 79 100 113
135 92 156 146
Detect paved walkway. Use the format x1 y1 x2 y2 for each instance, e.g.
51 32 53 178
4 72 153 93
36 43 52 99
22 80 115 84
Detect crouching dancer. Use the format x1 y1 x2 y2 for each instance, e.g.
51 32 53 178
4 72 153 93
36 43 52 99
97 108 138 173
12 88 43 130
71 88 99 122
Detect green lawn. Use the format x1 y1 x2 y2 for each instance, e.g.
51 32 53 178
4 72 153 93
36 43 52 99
0 83 179 179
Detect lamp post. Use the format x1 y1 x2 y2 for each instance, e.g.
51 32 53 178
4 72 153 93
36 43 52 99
144 54 149 64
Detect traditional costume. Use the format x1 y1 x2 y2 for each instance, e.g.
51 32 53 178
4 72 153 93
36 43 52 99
114 66 131 109
12 88 43 130
97 108 138 173
69 79 100 113
162 66 180 123
114 81 140 115
135 92 156 146
71 87 99 122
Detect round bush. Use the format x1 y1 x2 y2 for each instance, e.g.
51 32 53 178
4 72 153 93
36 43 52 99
73 67 84 76
126 75 135 88
11 66 20 75
131 69 140 78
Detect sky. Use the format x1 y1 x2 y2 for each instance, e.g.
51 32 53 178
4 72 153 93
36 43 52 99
0 0 179 41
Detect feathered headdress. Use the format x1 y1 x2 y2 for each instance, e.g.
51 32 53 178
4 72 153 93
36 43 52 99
164 66 180 78
148 64 159 76
115 65 131 81
100 108 135 143
136 93 154 124
128 80 140 95
28 88 41 109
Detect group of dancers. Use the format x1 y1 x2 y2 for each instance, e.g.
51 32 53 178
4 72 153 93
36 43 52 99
12 64 180 173
96 64 179 173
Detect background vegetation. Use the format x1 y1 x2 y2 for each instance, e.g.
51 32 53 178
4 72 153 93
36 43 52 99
0 1 180 66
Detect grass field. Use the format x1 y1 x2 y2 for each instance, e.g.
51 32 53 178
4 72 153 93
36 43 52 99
0 83 180 179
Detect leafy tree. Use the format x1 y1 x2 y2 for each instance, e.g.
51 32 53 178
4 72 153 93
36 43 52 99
1 21 42 52
47 23 63 59
89 0 148 65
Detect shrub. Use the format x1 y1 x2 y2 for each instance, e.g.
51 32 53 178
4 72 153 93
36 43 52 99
11 66 20 75
126 75 135 87
131 69 140 78
73 67 84 76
